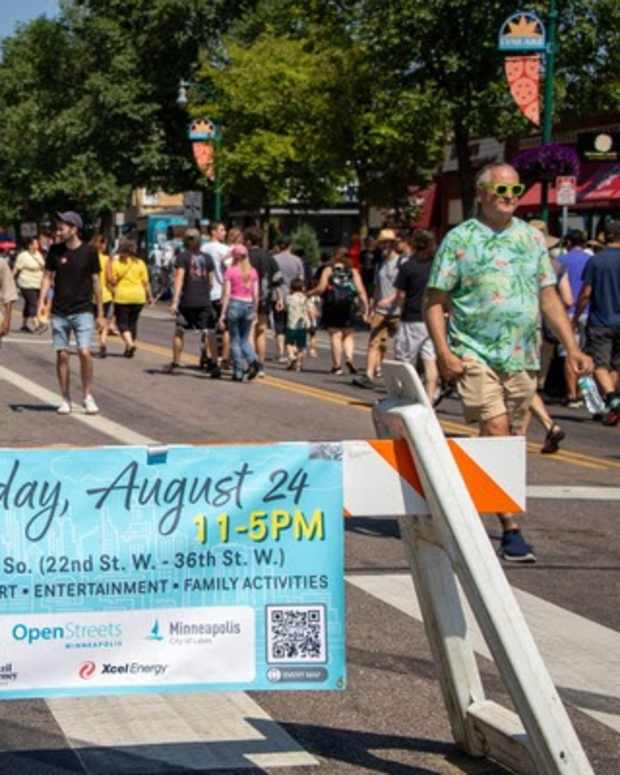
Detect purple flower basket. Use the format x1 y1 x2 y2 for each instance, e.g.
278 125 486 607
512 144 580 184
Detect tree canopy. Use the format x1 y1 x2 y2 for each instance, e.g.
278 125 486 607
0 0 617 227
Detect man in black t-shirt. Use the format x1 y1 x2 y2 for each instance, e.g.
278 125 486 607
245 226 283 374
165 229 219 376
37 211 104 415
377 230 439 401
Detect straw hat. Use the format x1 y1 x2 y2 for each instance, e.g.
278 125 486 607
528 219 560 249
377 228 398 243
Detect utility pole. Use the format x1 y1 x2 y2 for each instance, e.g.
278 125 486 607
214 127 223 222
541 0 558 224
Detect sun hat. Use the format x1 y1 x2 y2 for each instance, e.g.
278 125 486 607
528 219 560 249
377 228 398 243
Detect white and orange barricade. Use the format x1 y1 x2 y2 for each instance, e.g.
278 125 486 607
370 361 593 775
344 436 525 519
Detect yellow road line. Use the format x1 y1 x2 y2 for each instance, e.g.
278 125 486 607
135 339 615 471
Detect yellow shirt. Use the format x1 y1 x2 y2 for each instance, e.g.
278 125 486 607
111 257 149 305
98 253 113 304
14 250 45 290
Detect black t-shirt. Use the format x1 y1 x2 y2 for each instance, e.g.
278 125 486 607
394 258 433 322
46 242 100 316
249 247 283 310
176 250 215 308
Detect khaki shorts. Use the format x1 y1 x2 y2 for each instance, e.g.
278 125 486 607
368 313 399 355
457 359 537 433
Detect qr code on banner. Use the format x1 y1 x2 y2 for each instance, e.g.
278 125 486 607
266 604 327 663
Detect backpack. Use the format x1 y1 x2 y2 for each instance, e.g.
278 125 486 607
250 248 282 308
327 266 357 305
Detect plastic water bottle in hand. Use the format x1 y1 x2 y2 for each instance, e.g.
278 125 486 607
578 376 606 415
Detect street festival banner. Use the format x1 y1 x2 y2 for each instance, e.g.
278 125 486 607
0 443 345 698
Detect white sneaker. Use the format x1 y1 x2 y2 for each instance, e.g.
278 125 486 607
83 395 99 415
57 399 72 415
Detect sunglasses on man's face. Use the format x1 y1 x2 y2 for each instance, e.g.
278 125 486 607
482 182 525 198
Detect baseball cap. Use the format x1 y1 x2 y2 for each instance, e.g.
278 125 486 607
230 244 248 260
56 211 83 230
185 227 201 239
565 228 585 244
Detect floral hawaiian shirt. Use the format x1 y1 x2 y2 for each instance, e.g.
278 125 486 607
428 217 556 372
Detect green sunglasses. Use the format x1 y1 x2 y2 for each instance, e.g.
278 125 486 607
482 182 526 198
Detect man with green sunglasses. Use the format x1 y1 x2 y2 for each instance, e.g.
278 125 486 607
480 181 526 198
424 162 592 563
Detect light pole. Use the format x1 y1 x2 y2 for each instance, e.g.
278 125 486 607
177 80 223 222
541 0 558 224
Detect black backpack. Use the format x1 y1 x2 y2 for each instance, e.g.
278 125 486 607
327 266 357 305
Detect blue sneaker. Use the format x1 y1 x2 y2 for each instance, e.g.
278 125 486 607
499 530 536 563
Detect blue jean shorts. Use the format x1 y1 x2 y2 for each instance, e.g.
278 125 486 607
52 312 94 351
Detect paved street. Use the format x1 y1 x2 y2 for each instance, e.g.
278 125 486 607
1 306 619 775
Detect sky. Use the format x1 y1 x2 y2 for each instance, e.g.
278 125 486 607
0 0 59 40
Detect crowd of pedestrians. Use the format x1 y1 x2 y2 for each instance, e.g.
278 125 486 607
1 187 618 499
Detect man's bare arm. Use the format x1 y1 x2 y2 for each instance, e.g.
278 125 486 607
540 285 592 376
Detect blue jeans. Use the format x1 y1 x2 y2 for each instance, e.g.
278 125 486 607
52 312 94 351
227 299 257 377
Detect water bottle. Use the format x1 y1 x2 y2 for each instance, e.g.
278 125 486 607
578 376 606 415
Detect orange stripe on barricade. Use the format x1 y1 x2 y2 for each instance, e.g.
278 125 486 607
368 439 424 495
447 440 522 514
358 439 522 515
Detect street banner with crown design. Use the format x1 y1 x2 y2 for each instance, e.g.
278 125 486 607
499 12 546 126
188 119 219 181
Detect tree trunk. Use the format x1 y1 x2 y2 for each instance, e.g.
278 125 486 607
454 119 476 221
356 169 370 237
260 204 270 249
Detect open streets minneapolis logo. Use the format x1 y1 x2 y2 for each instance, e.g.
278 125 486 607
79 661 97 680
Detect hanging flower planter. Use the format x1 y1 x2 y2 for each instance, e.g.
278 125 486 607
512 143 580 184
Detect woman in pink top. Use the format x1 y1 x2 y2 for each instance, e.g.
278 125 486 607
218 244 261 381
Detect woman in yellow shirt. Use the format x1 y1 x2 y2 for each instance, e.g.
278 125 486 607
107 238 154 357
91 234 114 357
13 237 46 333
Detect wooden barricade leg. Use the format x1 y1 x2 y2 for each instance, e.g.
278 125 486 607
374 361 594 775
397 515 486 756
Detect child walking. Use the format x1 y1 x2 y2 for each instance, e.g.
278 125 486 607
286 278 315 371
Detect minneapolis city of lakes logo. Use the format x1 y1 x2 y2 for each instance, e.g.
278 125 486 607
146 620 164 642
0 663 18 684
498 12 546 52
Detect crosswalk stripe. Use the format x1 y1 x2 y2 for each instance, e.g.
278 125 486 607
347 573 620 734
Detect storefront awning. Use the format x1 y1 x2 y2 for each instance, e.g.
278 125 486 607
411 183 437 229
517 163 620 210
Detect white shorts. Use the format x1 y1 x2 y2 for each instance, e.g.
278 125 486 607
394 321 436 363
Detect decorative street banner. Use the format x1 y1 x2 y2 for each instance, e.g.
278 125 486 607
189 118 219 180
498 12 546 52
0 443 345 699
192 142 215 180
504 55 541 126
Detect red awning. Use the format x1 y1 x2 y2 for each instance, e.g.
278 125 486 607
411 184 437 229
517 163 620 210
